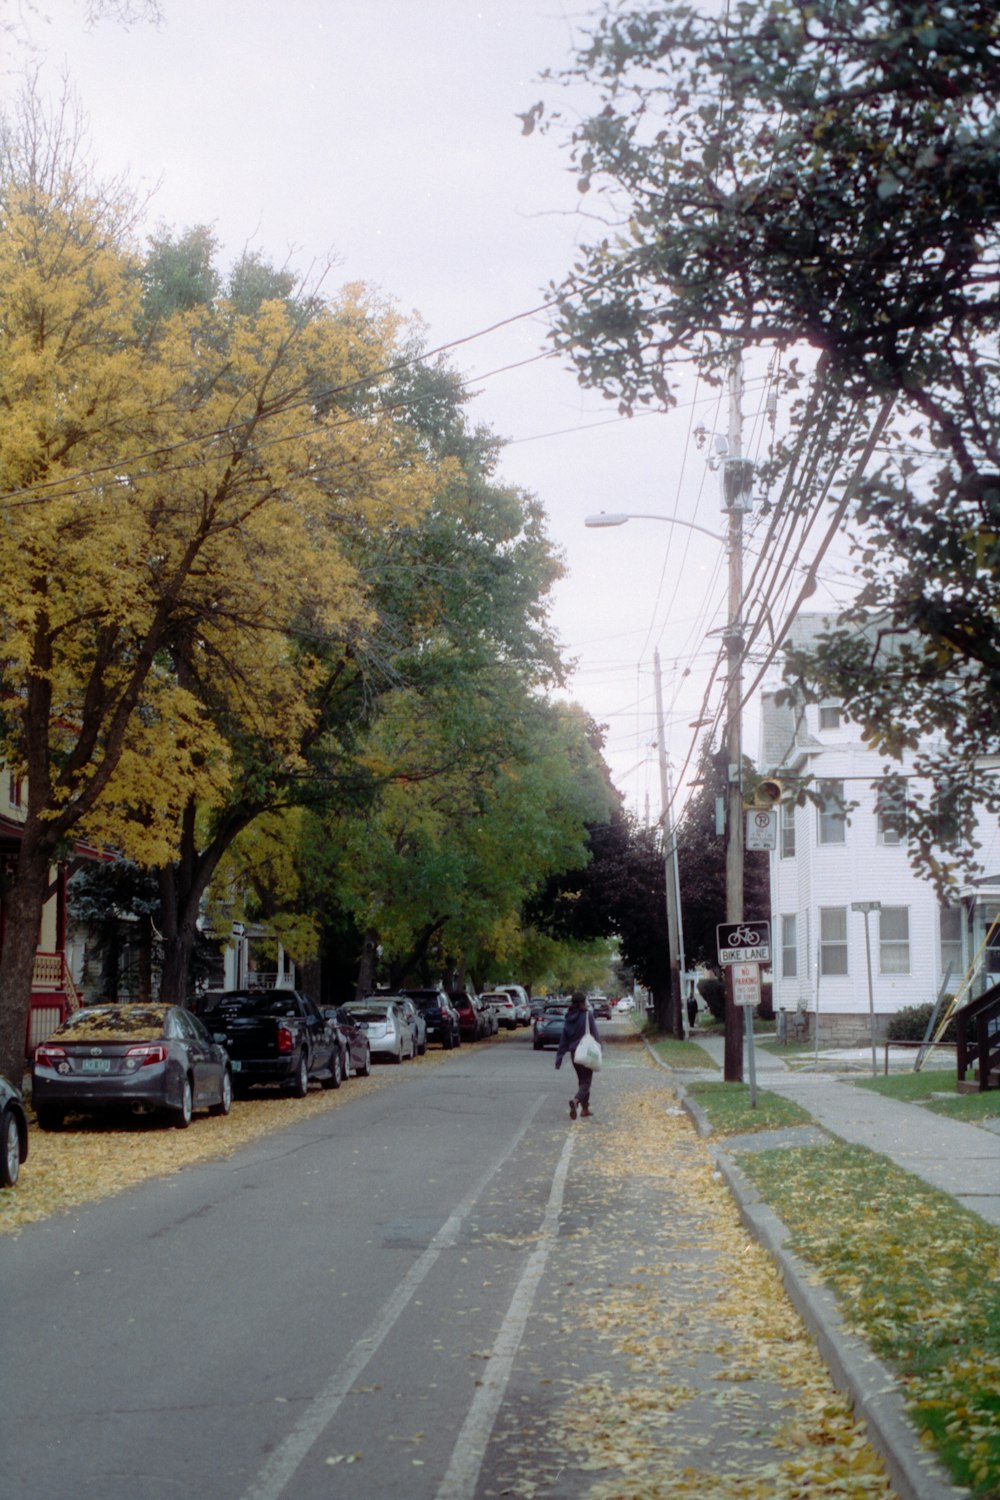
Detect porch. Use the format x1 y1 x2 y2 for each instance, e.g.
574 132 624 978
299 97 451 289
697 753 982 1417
955 978 1000 1093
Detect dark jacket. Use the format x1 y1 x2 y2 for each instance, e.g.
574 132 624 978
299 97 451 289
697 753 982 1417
555 1006 600 1068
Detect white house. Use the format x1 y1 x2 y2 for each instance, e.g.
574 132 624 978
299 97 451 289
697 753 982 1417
761 614 1000 1044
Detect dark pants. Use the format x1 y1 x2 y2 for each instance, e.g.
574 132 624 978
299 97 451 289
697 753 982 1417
571 1062 594 1110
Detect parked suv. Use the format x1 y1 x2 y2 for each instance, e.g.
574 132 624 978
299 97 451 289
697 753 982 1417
479 990 518 1029
400 988 461 1049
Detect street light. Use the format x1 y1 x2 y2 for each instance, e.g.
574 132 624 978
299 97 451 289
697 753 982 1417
585 511 726 543
584 472 747 1081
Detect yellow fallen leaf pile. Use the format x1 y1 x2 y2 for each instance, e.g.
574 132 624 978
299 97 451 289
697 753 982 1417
489 1084 894 1500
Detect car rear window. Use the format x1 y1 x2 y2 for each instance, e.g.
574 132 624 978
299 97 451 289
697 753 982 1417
53 1005 170 1041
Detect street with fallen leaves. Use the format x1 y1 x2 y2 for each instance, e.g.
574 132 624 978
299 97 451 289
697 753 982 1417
0 1025 959 1498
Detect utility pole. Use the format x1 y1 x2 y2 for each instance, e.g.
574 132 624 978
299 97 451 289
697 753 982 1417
723 349 746 1083
654 649 683 1038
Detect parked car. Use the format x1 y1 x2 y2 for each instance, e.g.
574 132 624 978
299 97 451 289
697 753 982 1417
342 999 415 1063
590 995 613 1020
1 1075 29 1187
500 983 531 1022
192 987 339 1098
322 1006 373 1078
448 990 489 1042
529 996 548 1021
400 988 461 1049
32 1003 233 1129
533 1002 570 1051
393 996 428 1056
616 996 636 1014
480 990 518 1029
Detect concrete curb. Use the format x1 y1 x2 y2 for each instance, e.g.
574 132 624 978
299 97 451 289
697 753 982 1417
641 1046 963 1500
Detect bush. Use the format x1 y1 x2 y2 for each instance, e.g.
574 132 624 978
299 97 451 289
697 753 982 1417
885 1002 958 1044
697 973 726 1023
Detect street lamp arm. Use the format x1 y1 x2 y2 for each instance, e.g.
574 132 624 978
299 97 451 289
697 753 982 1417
584 510 726 543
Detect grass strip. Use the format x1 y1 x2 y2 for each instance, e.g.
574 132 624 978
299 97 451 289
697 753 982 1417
648 1036 718 1070
686 1078 812 1133
735 1141 1000 1496
853 1067 1000 1122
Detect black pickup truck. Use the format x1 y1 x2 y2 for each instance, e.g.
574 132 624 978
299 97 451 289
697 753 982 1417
192 988 339 1098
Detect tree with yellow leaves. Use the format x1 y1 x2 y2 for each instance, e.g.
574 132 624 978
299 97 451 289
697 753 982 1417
0 93 439 1077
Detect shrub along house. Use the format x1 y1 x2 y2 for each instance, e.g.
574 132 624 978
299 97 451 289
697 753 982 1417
761 614 1000 1047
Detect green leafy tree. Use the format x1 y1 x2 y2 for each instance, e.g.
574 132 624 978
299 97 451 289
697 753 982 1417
538 1 1000 886
675 745 771 967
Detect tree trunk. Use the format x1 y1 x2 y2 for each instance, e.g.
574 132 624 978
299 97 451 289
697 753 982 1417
355 930 379 1000
137 912 153 1002
651 981 671 1034
0 839 56 1082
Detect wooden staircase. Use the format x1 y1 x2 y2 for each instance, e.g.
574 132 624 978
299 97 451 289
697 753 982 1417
954 979 1000 1093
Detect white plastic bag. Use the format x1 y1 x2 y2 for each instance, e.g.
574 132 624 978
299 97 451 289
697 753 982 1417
573 1014 603 1072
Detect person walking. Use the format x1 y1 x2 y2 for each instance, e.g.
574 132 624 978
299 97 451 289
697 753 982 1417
555 991 600 1120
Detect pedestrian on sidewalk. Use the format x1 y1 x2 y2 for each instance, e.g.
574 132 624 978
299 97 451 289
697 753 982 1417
555 991 600 1120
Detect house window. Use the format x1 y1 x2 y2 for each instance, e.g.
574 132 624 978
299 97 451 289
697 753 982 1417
931 784 963 847
939 906 962 984
876 781 905 846
780 801 796 858
8 773 22 808
818 780 846 845
819 906 848 976
818 704 841 730
781 914 798 979
879 906 910 974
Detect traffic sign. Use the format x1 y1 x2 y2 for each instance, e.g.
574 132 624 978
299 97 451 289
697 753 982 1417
732 962 761 1007
716 920 771 966
746 809 777 851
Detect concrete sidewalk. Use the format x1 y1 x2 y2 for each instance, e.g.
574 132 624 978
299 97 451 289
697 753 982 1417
690 1032 1000 1228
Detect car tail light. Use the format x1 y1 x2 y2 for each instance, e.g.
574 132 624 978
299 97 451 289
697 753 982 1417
277 1026 294 1054
35 1044 66 1067
124 1044 168 1068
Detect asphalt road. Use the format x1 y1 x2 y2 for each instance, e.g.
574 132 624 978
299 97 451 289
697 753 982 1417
3 1022 620 1500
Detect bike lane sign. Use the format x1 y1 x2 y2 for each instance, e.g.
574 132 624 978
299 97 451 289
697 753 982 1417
716 920 771 966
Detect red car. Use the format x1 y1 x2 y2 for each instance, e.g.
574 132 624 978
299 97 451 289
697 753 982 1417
448 991 489 1042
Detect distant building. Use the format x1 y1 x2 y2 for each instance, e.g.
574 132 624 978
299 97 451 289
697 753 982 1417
761 614 1000 1044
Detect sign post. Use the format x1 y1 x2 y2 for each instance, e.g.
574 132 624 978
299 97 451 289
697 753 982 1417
716 921 771 1109
852 901 882 1077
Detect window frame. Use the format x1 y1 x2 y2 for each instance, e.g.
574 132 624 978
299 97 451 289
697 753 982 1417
818 780 846 845
878 905 910 975
819 905 848 976
780 913 798 979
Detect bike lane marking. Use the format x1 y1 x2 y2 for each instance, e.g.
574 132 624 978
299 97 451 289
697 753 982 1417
434 1129 575 1500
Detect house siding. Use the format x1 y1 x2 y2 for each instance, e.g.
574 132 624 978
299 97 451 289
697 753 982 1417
762 635 1000 1042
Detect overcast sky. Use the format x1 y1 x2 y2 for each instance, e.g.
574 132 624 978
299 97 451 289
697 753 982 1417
15 0 853 817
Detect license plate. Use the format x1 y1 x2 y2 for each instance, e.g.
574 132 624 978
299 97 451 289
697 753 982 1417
80 1058 111 1073
231 1060 242 1071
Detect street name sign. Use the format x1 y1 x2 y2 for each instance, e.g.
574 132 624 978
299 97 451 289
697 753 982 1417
716 920 771 966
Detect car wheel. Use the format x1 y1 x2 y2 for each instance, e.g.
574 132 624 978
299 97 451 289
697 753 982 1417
209 1068 233 1117
35 1106 63 1131
418 1038 427 1056
173 1076 193 1129
533 1039 543 1051
1 1108 21 1188
291 1053 310 1097
360 1044 372 1077
323 1049 342 1090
